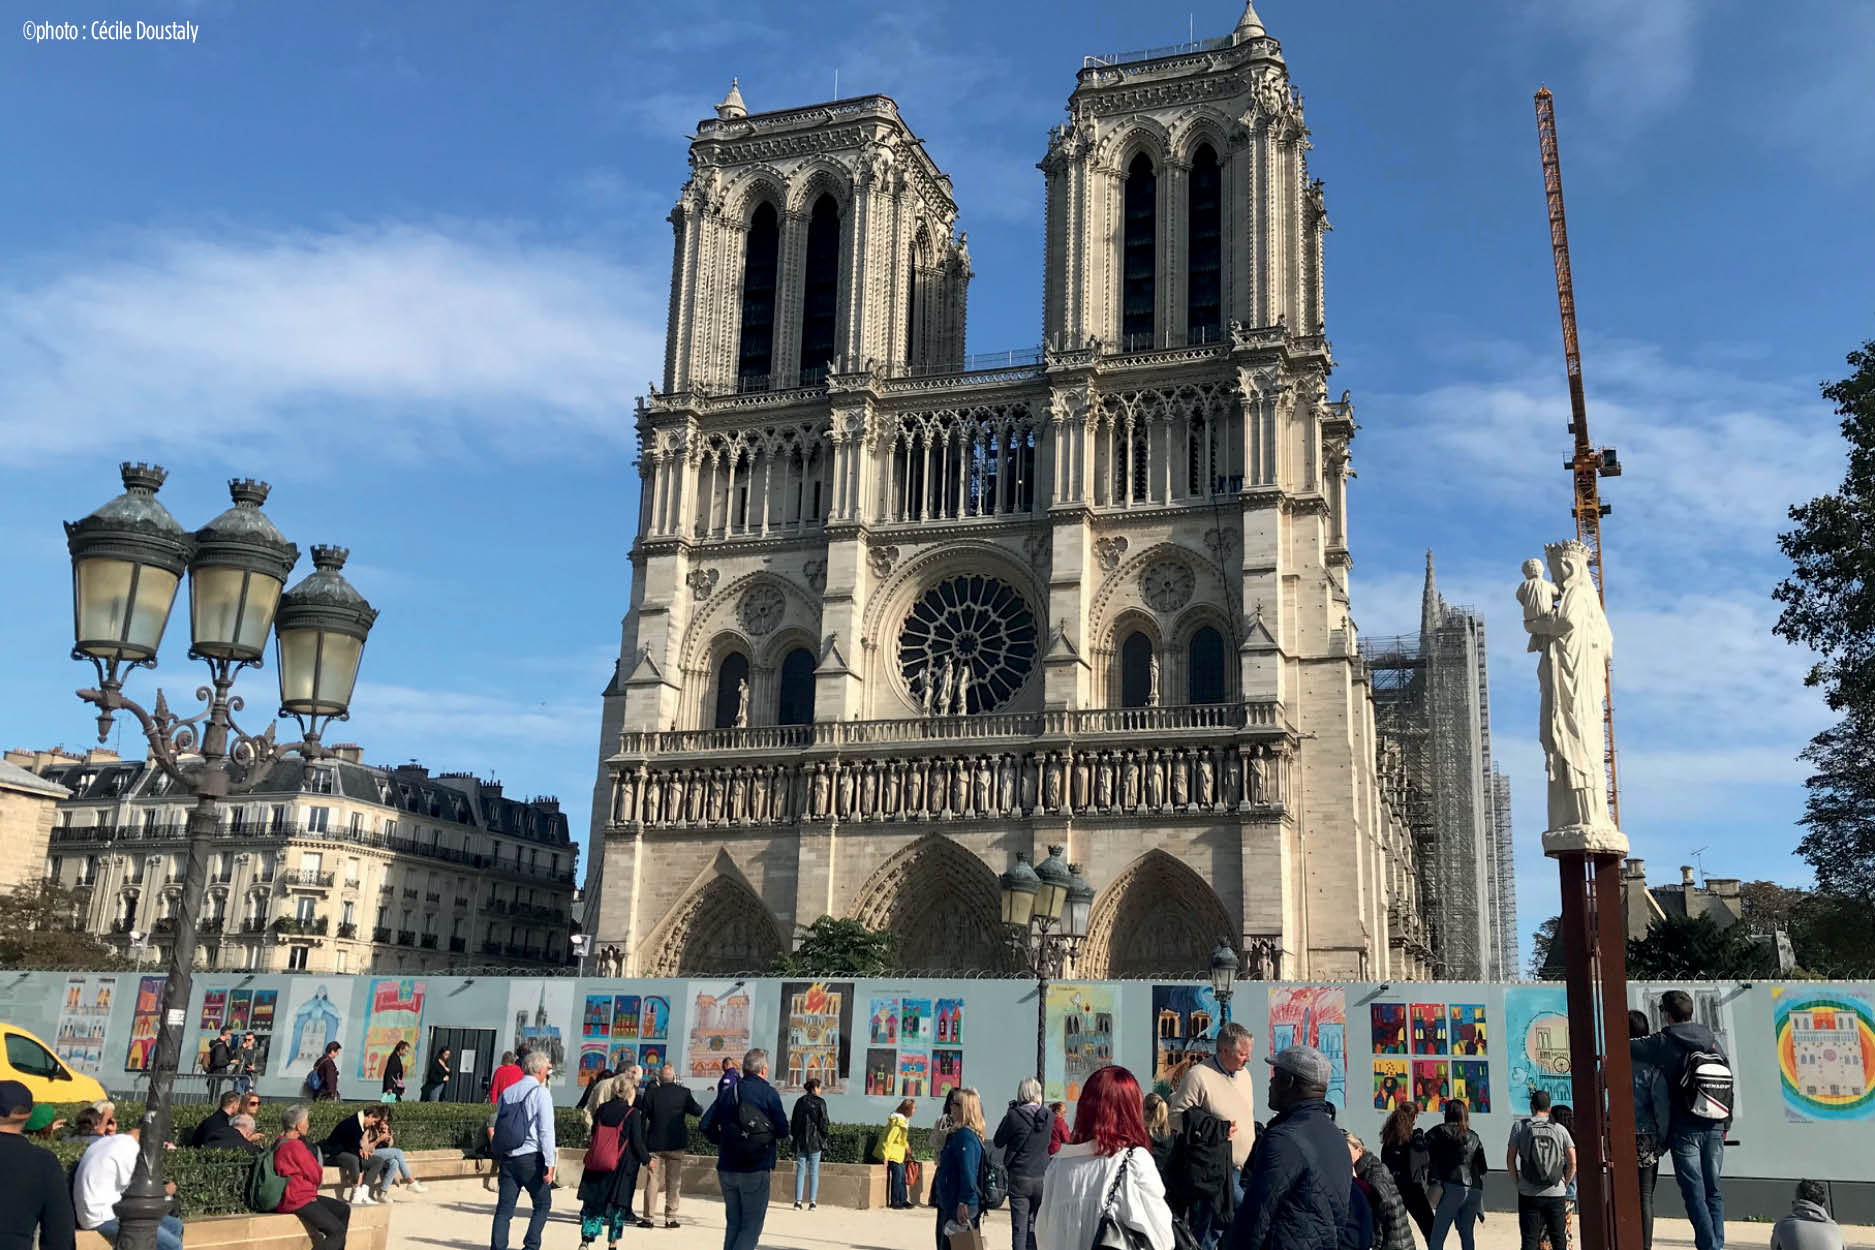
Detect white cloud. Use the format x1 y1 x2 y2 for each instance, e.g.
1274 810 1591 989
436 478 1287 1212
1528 0 1703 122
0 223 667 467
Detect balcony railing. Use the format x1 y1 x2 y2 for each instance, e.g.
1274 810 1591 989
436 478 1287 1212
424 892 440 904
402 888 417 900
419 933 438 949
240 917 269 934
453 896 469 909
272 915 328 937
373 926 391 943
482 940 502 956
337 922 358 939
448 936 466 953
153 917 175 934
342 878 360 891
396 929 415 946
198 917 224 935
284 869 335 888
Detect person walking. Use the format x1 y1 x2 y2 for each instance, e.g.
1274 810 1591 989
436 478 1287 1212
1631 991 1731 1250
642 1063 703 1229
1348 1133 1415 1250
790 1077 830 1210
1143 1093 1175 1187
234 1033 259 1096
1426 1098 1487 1250
933 1087 991 1250
578 1072 652 1250
881 1098 916 1208
1772 1181 1845 1250
1506 1090 1574 1250
489 1050 525 1104
1225 1046 1348 1250
491 1051 557 1250
929 1089 962 1207
381 1040 410 1103
994 1077 1054 1250
1034 1065 1175 1250
701 1048 789 1250
1626 1011 1670 1250
421 1046 452 1103
321 1104 393 1206
311 1040 342 1102
205 1027 236 1101
1172 1021 1258 1249
1379 1104 1434 1240
0 1081 76 1250
716 1057 740 1096
276 1103 351 1250
1047 1102 1070 1155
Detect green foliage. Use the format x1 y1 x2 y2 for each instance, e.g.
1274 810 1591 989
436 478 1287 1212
1527 915 1561 979
1784 890 1875 978
1626 913 1767 980
1792 717 1875 905
771 915 897 977
0 881 129 970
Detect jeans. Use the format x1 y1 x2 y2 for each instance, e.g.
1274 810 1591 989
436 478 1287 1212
1638 1161 1659 1250
719 1169 772 1250
234 1074 254 1096
1518 1195 1568 1250
1670 1125 1725 1250
293 1195 352 1250
96 1215 184 1250
795 1150 822 1204
421 1081 445 1102
374 1146 413 1183
1431 1184 1484 1250
331 1151 393 1194
889 1160 909 1207
491 1152 552 1250
1007 1172 1044 1250
1188 1171 1245 1250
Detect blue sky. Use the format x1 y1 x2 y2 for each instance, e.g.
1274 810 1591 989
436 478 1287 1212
4 1 1870 963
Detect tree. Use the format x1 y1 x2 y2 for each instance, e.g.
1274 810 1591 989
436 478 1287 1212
1527 915 1561 979
0 881 127 970
1626 913 1766 981
771 915 897 976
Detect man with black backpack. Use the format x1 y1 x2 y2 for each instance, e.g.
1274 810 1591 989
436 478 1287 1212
699 1048 789 1250
1505 1090 1575 1250
1631 990 1732 1250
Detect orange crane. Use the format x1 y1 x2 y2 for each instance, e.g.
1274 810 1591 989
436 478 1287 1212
1534 86 1622 826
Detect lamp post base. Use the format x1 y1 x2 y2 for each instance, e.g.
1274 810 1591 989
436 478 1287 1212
112 1174 172 1250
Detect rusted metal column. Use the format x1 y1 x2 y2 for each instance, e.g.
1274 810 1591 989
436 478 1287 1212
1558 853 1609 1250
1596 855 1643 1250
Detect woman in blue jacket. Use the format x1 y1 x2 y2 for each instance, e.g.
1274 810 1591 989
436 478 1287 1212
933 1087 987 1250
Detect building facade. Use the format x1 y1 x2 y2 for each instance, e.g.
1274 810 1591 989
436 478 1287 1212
586 3 1426 981
0 758 68 894
12 746 576 976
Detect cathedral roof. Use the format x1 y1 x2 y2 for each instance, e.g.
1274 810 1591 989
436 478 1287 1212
1233 1 1267 42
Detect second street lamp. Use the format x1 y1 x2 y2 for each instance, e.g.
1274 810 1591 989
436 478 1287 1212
1002 847 1091 1083
1210 939 1240 1028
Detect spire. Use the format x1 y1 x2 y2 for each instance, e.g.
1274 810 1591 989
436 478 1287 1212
715 77 747 121
1420 550 1440 640
1232 0 1267 43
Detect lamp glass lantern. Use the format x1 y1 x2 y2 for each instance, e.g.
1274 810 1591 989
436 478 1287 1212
1209 939 1240 999
1063 863 1094 941
188 480 299 662
1034 845 1071 923
1000 854 1039 928
65 463 193 667
274 545 379 730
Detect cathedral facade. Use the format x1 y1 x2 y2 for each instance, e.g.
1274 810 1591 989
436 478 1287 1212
585 3 1428 982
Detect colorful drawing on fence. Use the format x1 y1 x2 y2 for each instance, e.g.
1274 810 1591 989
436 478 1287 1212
935 999 964 1046
870 997 899 1045
1449 1005 1488 1057
125 976 166 1071
55 976 114 1075
1772 988 1875 1123
687 987 752 1079
900 998 931 1046
898 1050 929 1098
1411 1005 1448 1056
1151 985 1221 1095
1046 983 1115 1103
580 995 618 1087
640 996 670 1040
608 996 640 1040
934 1048 965 1096
579 1043 610 1085
199 991 227 1032
508 982 573 1083
1269 985 1346 1108
284 983 345 1070
250 990 277 1033
226 991 253 1033
1453 1061 1491 1114
1373 1058 1411 1111
1370 1003 1408 1056
1505 985 1571 1105
1412 1059 1450 1112
777 981 853 1093
360 978 425 1082
865 1048 897 1096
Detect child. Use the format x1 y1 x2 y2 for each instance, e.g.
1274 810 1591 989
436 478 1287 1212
1517 557 1556 652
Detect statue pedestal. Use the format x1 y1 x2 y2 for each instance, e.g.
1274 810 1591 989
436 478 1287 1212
1541 821 1629 858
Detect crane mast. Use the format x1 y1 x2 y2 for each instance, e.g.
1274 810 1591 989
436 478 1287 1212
1534 86 1622 826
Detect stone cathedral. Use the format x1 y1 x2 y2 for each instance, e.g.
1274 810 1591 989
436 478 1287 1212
585 3 1430 982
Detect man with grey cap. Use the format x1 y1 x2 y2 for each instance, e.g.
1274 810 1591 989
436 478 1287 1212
1227 1046 1351 1250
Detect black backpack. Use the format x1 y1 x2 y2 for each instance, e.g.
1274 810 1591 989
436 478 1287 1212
1674 1039 1734 1122
726 1083 775 1158
978 1146 1008 1210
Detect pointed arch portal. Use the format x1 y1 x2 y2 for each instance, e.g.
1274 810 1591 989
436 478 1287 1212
849 835 1019 973
1080 850 1236 978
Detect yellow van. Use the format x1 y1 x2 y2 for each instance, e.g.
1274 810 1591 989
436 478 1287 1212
2 1022 107 1104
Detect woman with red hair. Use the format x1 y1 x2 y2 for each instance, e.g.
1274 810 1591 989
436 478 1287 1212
1033 1065 1176 1250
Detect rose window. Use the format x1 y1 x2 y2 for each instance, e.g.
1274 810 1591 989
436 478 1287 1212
897 575 1038 714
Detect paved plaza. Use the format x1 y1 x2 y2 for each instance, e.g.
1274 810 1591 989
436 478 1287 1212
378 1179 1875 1250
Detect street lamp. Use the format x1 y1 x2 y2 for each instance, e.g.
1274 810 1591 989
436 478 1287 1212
65 464 377 1250
1001 847 1091 1083
1209 938 1239 1026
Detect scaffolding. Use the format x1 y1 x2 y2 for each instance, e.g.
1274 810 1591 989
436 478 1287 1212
1362 555 1518 979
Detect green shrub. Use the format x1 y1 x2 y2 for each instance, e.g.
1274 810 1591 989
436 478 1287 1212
46 1138 255 1218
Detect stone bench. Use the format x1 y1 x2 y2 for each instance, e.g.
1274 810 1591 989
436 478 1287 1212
553 1149 929 1209
319 1146 487 1189
75 1204 390 1250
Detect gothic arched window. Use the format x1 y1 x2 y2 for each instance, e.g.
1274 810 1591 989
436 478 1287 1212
1123 153 1157 350
777 647 816 725
1187 145 1222 343
798 194 840 385
1120 631 1155 708
712 652 751 729
737 202 779 388
1188 626 1226 704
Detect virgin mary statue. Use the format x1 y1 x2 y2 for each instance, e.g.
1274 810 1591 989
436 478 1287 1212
1521 540 1617 835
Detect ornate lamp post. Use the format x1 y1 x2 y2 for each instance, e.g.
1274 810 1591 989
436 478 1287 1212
1209 939 1239 1026
1001 847 1090 1082
64 464 377 1250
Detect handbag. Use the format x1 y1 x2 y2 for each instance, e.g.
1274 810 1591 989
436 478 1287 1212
1093 1150 1156 1250
945 1219 986 1250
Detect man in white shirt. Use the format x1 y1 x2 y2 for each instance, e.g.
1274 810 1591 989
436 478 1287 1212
72 1126 183 1250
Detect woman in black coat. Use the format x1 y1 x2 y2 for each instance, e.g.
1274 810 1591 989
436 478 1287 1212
579 1077 652 1249
1426 1099 1489 1250
381 1040 410 1102
1379 1103 1435 1238
420 1046 451 1102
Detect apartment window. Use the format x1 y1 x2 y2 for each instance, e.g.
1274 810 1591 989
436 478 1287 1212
452 918 463 938
347 857 360 881
270 806 287 832
48 855 63 882
143 809 159 832
287 946 309 971
384 819 397 839
349 812 363 835
401 910 412 930
295 897 315 923
342 901 355 925
131 858 146 884
376 906 389 928
306 807 330 834
336 950 348 973
306 767 335 795
60 810 74 828
228 807 246 833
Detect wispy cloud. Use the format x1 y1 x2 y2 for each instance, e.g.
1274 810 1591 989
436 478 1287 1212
1527 0 1703 123
0 223 666 467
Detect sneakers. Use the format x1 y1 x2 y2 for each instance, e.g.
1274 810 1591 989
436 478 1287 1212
793 1202 802 1210
350 1189 376 1207
405 1181 427 1194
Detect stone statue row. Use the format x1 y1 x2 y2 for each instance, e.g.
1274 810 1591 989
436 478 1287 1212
610 741 1294 828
